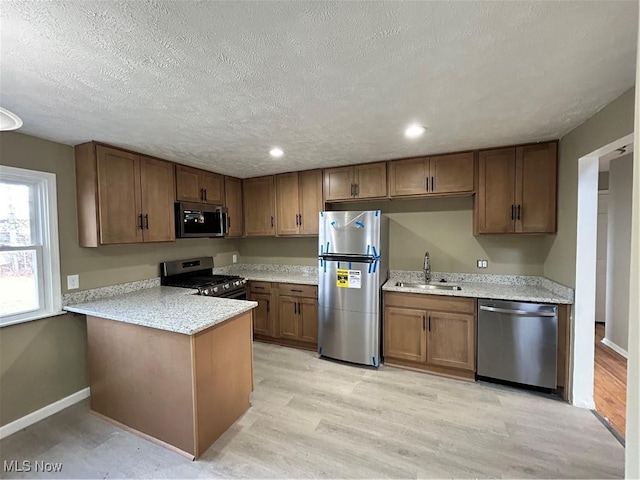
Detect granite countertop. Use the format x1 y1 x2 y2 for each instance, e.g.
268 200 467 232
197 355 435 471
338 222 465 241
382 271 574 304
64 286 258 335
214 264 318 286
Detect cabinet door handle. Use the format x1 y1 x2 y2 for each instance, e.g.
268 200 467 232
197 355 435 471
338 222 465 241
271 216 274 228
254 286 265 290
517 204 521 221
138 214 143 230
350 183 355 196
428 315 431 331
204 188 207 201
294 302 297 315
431 176 434 192
200 188 204 201
291 289 303 293
511 204 515 220
228 216 231 228
296 214 300 226
355 183 359 197
422 315 426 331
425 177 429 192
266 300 270 312
298 214 302 226
144 214 149 230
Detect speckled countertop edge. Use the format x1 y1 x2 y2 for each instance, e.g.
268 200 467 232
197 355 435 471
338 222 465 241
64 286 258 335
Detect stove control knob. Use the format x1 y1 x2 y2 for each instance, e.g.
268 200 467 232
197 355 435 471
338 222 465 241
202 288 210 296
241 279 247 285
213 287 218 293
234 280 240 287
223 284 230 290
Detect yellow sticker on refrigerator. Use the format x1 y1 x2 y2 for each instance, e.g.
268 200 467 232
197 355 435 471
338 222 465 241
336 269 362 289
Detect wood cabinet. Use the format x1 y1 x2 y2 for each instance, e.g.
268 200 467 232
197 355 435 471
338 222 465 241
276 283 318 345
276 170 323 236
383 306 427 363
475 142 557 234
324 162 387 201
389 152 475 198
249 281 318 350
243 176 276 236
224 176 243 238
176 165 224 205
383 292 476 379
75 143 175 247
249 282 274 338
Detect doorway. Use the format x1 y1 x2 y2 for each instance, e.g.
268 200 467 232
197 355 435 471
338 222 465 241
573 134 633 439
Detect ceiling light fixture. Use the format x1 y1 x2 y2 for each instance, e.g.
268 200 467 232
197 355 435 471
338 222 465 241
0 107 23 131
404 124 426 139
269 147 284 158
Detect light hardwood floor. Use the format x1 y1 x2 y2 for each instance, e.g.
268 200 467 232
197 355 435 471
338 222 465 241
0 342 624 479
594 322 627 437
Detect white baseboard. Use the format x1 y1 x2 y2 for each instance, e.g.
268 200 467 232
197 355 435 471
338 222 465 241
601 337 628 358
0 387 90 439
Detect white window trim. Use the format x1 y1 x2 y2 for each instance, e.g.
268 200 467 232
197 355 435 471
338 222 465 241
0 165 62 327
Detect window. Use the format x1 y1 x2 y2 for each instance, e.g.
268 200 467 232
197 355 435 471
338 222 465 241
0 165 61 326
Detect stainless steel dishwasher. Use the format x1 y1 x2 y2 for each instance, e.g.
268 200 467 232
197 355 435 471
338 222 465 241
477 299 558 389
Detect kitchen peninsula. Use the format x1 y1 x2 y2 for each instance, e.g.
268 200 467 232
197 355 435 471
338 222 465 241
64 287 257 460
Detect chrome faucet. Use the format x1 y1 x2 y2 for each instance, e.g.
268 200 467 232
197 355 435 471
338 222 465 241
423 251 431 283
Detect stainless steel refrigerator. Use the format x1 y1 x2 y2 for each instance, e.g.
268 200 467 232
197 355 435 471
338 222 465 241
318 210 389 366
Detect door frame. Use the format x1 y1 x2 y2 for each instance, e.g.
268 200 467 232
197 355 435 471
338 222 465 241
573 133 633 409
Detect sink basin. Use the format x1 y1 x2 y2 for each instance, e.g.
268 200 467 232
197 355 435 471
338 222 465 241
395 281 462 291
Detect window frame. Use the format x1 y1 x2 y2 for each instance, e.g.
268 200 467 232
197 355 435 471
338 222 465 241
0 165 62 326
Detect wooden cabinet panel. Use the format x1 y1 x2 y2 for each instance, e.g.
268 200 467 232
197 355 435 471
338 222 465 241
201 171 224 205
426 311 475 371
299 297 318 344
249 281 272 294
224 176 243 238
243 176 275 236
298 169 322 235
175 165 203 203
96 145 143 245
476 148 516 234
250 292 272 337
278 283 317 298
140 157 175 242
430 152 475 195
276 173 300 236
383 306 427 363
389 157 429 197
516 143 557 233
278 296 299 340
384 292 475 314
324 166 354 201
355 162 387 199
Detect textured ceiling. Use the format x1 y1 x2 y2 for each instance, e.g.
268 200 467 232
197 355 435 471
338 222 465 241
1 1 637 178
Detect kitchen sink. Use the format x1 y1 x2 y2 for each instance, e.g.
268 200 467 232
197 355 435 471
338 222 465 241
395 281 462 291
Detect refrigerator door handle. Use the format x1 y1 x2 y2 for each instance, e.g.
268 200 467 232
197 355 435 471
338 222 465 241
318 254 376 263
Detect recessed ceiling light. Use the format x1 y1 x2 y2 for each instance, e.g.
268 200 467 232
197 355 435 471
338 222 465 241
404 124 425 139
0 107 23 131
270 147 284 158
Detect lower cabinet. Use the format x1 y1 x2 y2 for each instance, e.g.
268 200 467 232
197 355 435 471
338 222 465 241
383 292 476 380
248 281 318 351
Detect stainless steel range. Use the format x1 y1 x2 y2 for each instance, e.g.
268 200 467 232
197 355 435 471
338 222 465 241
160 257 247 299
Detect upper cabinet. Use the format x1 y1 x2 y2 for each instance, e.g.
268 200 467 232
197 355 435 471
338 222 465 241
75 143 175 247
475 141 557 234
276 169 323 236
224 176 243 238
176 165 224 205
243 176 276 236
389 152 475 198
324 162 387 202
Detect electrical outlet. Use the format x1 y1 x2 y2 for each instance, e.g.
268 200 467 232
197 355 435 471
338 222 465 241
232 254 238 264
477 260 483 268
67 274 79 290
482 260 488 268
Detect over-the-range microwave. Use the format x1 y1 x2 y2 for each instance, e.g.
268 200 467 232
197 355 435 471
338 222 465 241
175 202 228 238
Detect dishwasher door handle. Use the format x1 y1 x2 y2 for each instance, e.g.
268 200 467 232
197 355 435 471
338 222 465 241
479 305 557 317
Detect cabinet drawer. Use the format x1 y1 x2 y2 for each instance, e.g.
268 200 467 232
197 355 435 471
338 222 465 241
384 292 474 314
278 283 317 298
249 281 272 294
